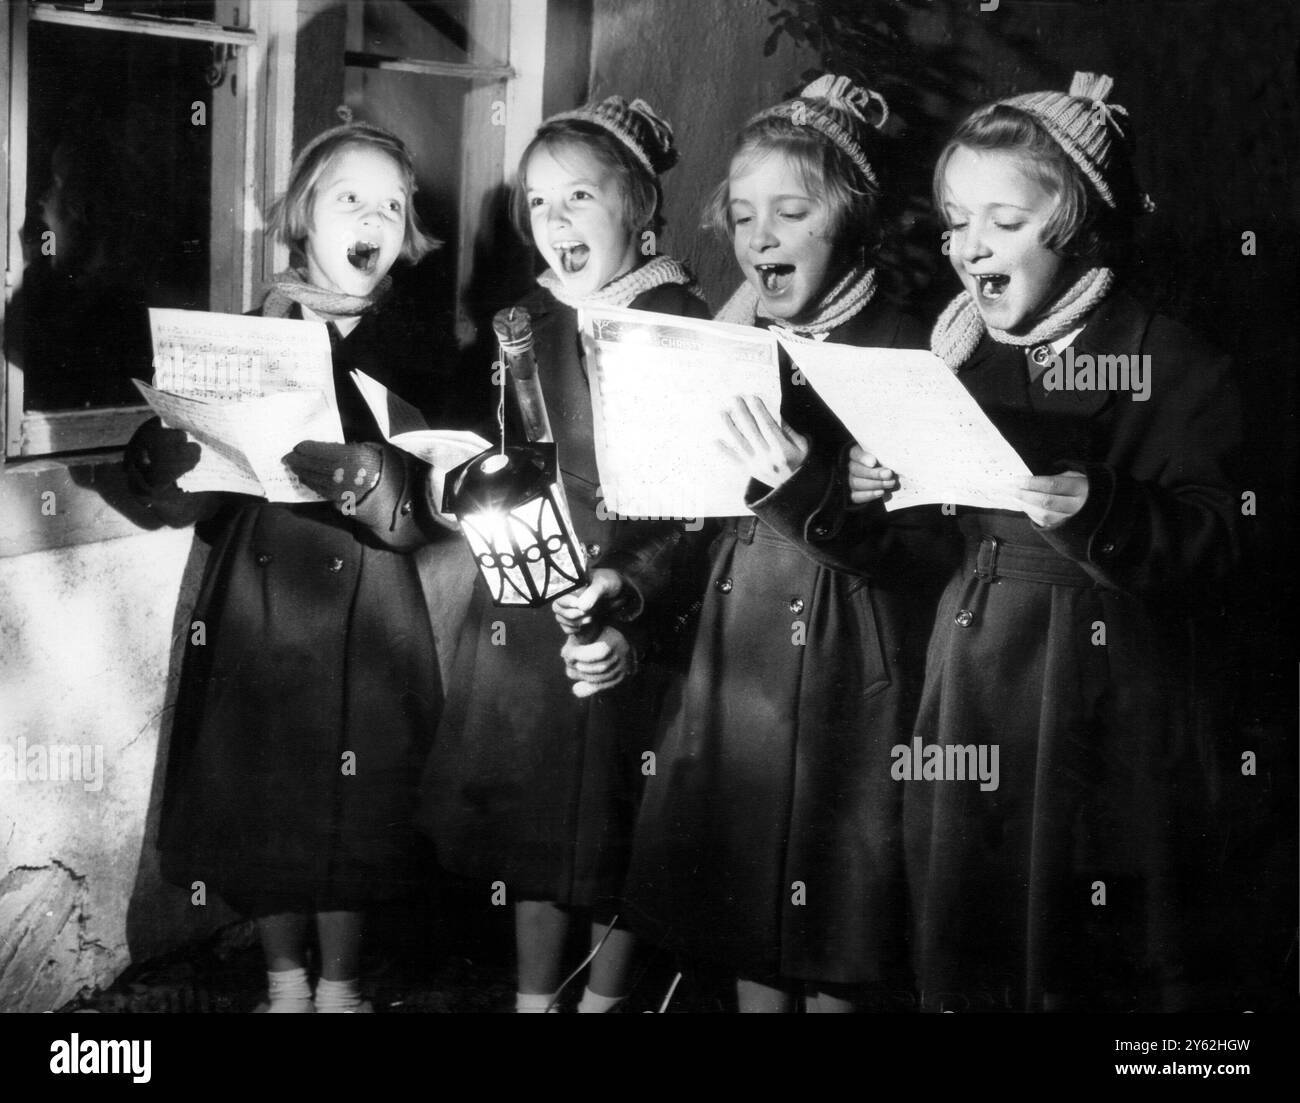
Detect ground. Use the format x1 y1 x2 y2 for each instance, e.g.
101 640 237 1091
53 877 738 1014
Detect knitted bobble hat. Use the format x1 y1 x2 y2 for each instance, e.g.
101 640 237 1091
547 95 679 176
751 74 890 191
999 71 1149 212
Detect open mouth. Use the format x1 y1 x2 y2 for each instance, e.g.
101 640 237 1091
755 263 795 294
975 273 1010 302
553 241 590 274
347 241 381 273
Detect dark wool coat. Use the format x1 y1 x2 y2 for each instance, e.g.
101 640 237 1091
904 292 1245 1011
151 299 457 914
418 281 710 909
619 303 957 988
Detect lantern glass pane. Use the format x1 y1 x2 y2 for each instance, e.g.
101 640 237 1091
461 509 530 605
537 490 582 592
451 462 586 607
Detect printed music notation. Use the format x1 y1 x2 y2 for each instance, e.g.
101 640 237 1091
140 309 341 502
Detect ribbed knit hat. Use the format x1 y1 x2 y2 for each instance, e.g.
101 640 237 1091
546 96 679 176
997 71 1147 212
750 74 889 191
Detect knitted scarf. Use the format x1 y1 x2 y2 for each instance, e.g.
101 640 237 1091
713 264 878 338
537 254 704 310
260 267 392 320
930 265 1115 370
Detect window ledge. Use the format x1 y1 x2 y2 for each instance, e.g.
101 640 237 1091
0 449 168 558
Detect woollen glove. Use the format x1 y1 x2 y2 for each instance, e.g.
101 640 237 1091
123 417 201 492
283 441 386 510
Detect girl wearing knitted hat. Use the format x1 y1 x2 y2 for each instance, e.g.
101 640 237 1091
419 96 708 1012
866 73 1244 1010
565 76 952 1012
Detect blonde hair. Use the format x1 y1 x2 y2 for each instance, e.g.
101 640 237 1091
510 120 663 245
934 105 1134 263
704 114 882 264
266 122 440 264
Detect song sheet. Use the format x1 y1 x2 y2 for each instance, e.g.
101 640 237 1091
133 381 342 503
774 332 1031 511
137 310 342 502
579 305 783 518
150 308 337 414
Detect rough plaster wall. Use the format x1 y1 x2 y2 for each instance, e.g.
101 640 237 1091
0 529 233 1011
589 0 817 309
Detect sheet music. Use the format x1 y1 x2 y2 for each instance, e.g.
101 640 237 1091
579 305 783 518
133 382 342 504
140 309 344 501
149 308 337 416
774 332 1031 511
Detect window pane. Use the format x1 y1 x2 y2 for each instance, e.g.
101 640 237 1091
11 22 213 411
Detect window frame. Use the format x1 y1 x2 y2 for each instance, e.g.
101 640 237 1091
0 0 548 558
4 1 262 460
0 0 281 555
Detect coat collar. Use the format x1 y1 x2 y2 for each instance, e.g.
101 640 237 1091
960 288 1154 418
1071 290 1153 360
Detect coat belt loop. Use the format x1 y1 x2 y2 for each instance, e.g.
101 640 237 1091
975 536 1000 581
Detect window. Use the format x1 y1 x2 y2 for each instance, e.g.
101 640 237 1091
0 0 547 556
3 1 265 459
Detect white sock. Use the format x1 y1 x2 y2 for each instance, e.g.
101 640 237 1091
266 966 314 1012
315 976 363 1013
516 991 560 1013
577 987 625 1014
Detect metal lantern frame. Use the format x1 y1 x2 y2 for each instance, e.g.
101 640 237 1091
443 442 587 608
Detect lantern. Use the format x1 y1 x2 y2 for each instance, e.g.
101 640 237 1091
443 441 587 607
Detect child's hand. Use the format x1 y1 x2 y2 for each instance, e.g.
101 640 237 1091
716 394 809 489
284 441 384 508
1010 471 1089 528
562 626 635 698
553 568 624 635
847 444 897 504
124 417 201 491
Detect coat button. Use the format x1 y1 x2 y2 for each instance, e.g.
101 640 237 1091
399 500 413 516
1099 541 1116 555
812 523 830 538
585 542 601 558
954 608 974 628
715 577 733 594
255 553 272 567
327 556 345 573
789 597 804 614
